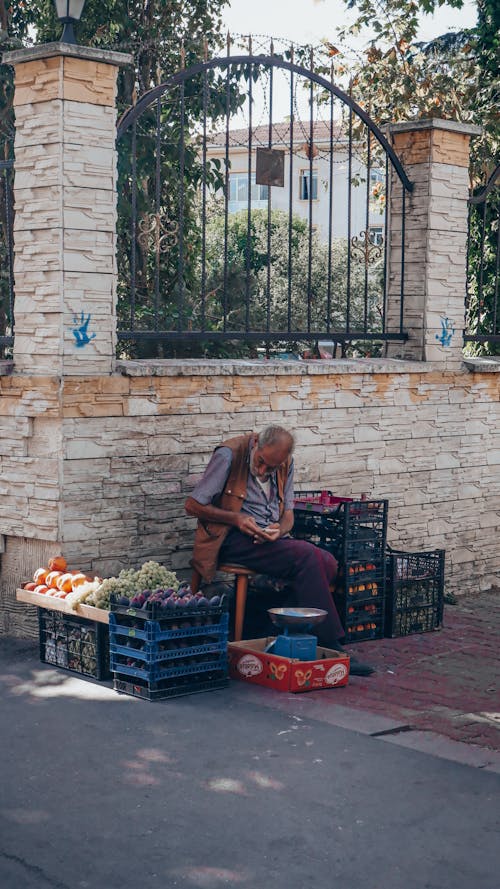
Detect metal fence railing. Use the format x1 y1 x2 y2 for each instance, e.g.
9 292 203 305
0 158 14 356
116 46 412 358
465 163 500 351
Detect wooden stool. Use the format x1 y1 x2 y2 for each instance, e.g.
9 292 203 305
191 564 256 642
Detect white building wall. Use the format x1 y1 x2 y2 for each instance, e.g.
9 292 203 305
209 144 385 241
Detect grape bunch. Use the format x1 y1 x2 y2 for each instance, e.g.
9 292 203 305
80 561 180 610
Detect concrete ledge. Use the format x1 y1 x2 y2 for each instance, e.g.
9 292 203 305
116 358 449 377
464 356 500 373
3 43 133 68
389 118 482 137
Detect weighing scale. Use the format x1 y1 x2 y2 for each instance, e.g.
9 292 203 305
266 607 328 660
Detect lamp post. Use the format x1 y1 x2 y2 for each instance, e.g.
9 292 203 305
53 0 86 45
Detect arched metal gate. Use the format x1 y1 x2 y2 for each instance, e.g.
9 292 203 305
116 51 413 356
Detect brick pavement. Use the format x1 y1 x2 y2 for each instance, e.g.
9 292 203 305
338 590 500 751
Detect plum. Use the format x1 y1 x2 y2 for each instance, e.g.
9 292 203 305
118 595 130 606
209 596 220 606
196 596 209 607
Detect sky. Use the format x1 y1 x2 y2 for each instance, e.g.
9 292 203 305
222 0 478 48
221 0 478 124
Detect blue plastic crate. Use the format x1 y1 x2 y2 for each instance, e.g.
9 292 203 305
110 636 227 665
108 610 229 643
110 596 227 624
110 653 228 682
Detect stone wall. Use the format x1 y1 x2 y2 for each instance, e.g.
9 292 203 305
4 44 131 377
1 358 499 636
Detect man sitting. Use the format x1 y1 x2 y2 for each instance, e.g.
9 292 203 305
185 425 374 676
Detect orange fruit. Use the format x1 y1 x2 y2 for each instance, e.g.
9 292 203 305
71 573 89 590
34 584 49 595
48 556 67 572
23 582 37 591
45 570 63 588
33 567 49 584
56 572 75 593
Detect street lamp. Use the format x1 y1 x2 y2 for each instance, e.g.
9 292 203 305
53 0 86 45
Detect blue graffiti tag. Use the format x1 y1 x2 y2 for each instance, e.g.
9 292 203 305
72 312 96 348
436 316 455 348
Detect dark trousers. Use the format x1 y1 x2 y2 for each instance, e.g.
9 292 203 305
219 530 344 644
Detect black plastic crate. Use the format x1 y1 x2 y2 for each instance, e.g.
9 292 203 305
342 561 385 599
113 671 229 701
38 608 110 680
345 619 383 642
385 549 445 637
293 492 388 562
332 557 386 642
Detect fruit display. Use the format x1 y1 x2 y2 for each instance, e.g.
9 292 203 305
334 558 386 640
82 562 180 610
114 583 221 613
22 556 102 607
293 492 388 642
110 586 229 700
22 559 181 612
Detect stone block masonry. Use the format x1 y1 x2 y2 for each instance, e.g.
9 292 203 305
4 44 132 378
0 359 499 635
1 47 497 638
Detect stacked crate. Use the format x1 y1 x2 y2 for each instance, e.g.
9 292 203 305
38 609 110 680
385 549 445 637
109 597 229 700
293 493 388 642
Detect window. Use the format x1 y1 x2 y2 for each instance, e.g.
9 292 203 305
369 226 384 247
299 169 318 201
370 168 384 184
228 174 268 212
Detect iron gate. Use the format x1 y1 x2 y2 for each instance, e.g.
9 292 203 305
0 158 14 355
465 163 500 349
116 48 413 356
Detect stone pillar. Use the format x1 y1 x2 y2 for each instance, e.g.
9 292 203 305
3 43 132 375
386 119 481 366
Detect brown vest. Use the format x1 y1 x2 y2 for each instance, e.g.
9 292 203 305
191 432 290 582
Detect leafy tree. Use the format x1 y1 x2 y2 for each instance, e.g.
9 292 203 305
0 0 232 356
195 208 383 357
325 0 499 354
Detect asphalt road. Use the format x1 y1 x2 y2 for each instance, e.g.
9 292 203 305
1 638 499 889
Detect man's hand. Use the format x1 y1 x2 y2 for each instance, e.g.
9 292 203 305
236 515 281 543
257 522 281 543
236 513 265 538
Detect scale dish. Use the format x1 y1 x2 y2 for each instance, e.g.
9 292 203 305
268 607 328 629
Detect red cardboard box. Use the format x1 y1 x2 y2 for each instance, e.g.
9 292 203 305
228 638 350 693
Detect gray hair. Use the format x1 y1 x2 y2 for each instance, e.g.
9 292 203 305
258 425 295 453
